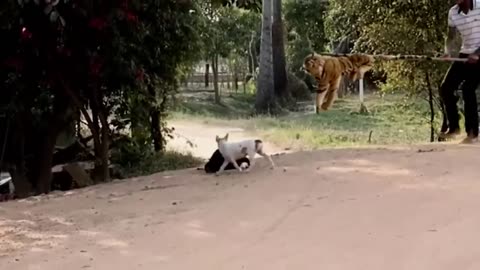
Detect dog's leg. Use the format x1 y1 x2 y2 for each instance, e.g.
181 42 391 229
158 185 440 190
257 149 275 169
215 160 230 176
230 158 244 172
245 152 256 172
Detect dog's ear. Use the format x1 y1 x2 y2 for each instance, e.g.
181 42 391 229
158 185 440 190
225 133 229 141
215 135 219 142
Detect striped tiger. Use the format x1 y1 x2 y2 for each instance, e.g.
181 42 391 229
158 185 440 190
302 53 374 113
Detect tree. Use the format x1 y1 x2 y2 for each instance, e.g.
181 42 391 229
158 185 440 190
199 2 260 103
0 0 202 196
272 0 289 103
255 0 276 113
284 0 329 94
284 0 329 53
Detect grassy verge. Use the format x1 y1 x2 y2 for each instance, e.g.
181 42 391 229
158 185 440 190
113 151 203 179
173 92 255 119
171 91 444 150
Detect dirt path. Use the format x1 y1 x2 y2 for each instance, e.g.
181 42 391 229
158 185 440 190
167 120 287 160
2 143 480 269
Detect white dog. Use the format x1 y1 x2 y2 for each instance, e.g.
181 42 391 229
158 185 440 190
215 133 275 176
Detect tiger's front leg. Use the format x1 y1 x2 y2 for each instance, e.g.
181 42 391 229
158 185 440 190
315 83 329 114
321 77 341 111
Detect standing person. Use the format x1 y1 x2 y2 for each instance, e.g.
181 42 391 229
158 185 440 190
441 0 480 143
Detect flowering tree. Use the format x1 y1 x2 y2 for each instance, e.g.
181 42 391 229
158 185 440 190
0 0 202 196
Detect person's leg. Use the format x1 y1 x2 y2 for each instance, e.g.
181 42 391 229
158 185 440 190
460 62 480 143
439 60 466 139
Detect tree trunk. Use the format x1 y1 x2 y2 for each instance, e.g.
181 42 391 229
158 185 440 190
89 111 110 183
147 84 163 152
36 124 61 194
9 119 31 198
425 71 435 142
249 31 258 79
243 75 247 94
248 49 254 75
227 62 231 90
255 0 276 114
205 63 210 88
150 108 163 151
212 55 221 104
272 0 289 103
99 114 110 182
88 87 111 183
234 72 239 93
35 91 72 195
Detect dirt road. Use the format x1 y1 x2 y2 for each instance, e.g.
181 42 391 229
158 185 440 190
2 144 480 269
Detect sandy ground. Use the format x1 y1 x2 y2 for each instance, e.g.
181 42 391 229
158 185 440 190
2 140 480 269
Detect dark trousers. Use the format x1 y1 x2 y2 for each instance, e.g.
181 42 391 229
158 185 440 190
440 53 480 137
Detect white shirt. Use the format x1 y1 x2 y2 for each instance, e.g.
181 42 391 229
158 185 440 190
448 1 480 54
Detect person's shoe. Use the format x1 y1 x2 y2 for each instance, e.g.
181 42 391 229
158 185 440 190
439 129 461 141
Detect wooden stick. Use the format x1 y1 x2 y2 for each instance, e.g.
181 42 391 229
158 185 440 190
316 52 468 63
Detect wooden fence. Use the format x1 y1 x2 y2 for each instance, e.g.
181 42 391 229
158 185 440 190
181 72 251 93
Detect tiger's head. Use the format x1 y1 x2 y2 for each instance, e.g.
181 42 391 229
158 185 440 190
302 53 326 79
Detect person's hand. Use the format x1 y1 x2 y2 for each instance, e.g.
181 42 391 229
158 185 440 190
468 53 479 64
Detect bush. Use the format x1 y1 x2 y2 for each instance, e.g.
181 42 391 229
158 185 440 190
287 72 312 101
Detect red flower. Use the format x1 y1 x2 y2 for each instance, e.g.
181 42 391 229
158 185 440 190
3 57 23 71
56 47 72 57
88 17 107 30
89 57 104 76
20 27 32 40
136 68 144 82
125 12 138 23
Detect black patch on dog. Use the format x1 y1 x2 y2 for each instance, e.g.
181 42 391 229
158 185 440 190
0 181 10 195
204 149 250 174
254 140 262 151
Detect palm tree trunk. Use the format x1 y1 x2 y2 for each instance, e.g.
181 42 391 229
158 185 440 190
255 0 275 114
272 0 289 103
212 55 220 104
205 63 210 88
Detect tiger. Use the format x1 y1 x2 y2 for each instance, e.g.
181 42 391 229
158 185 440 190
302 53 374 113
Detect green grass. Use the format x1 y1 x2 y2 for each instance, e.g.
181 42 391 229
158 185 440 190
171 92 443 150
173 92 256 119
114 151 203 179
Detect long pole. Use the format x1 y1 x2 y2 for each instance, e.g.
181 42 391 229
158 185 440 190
316 53 468 63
